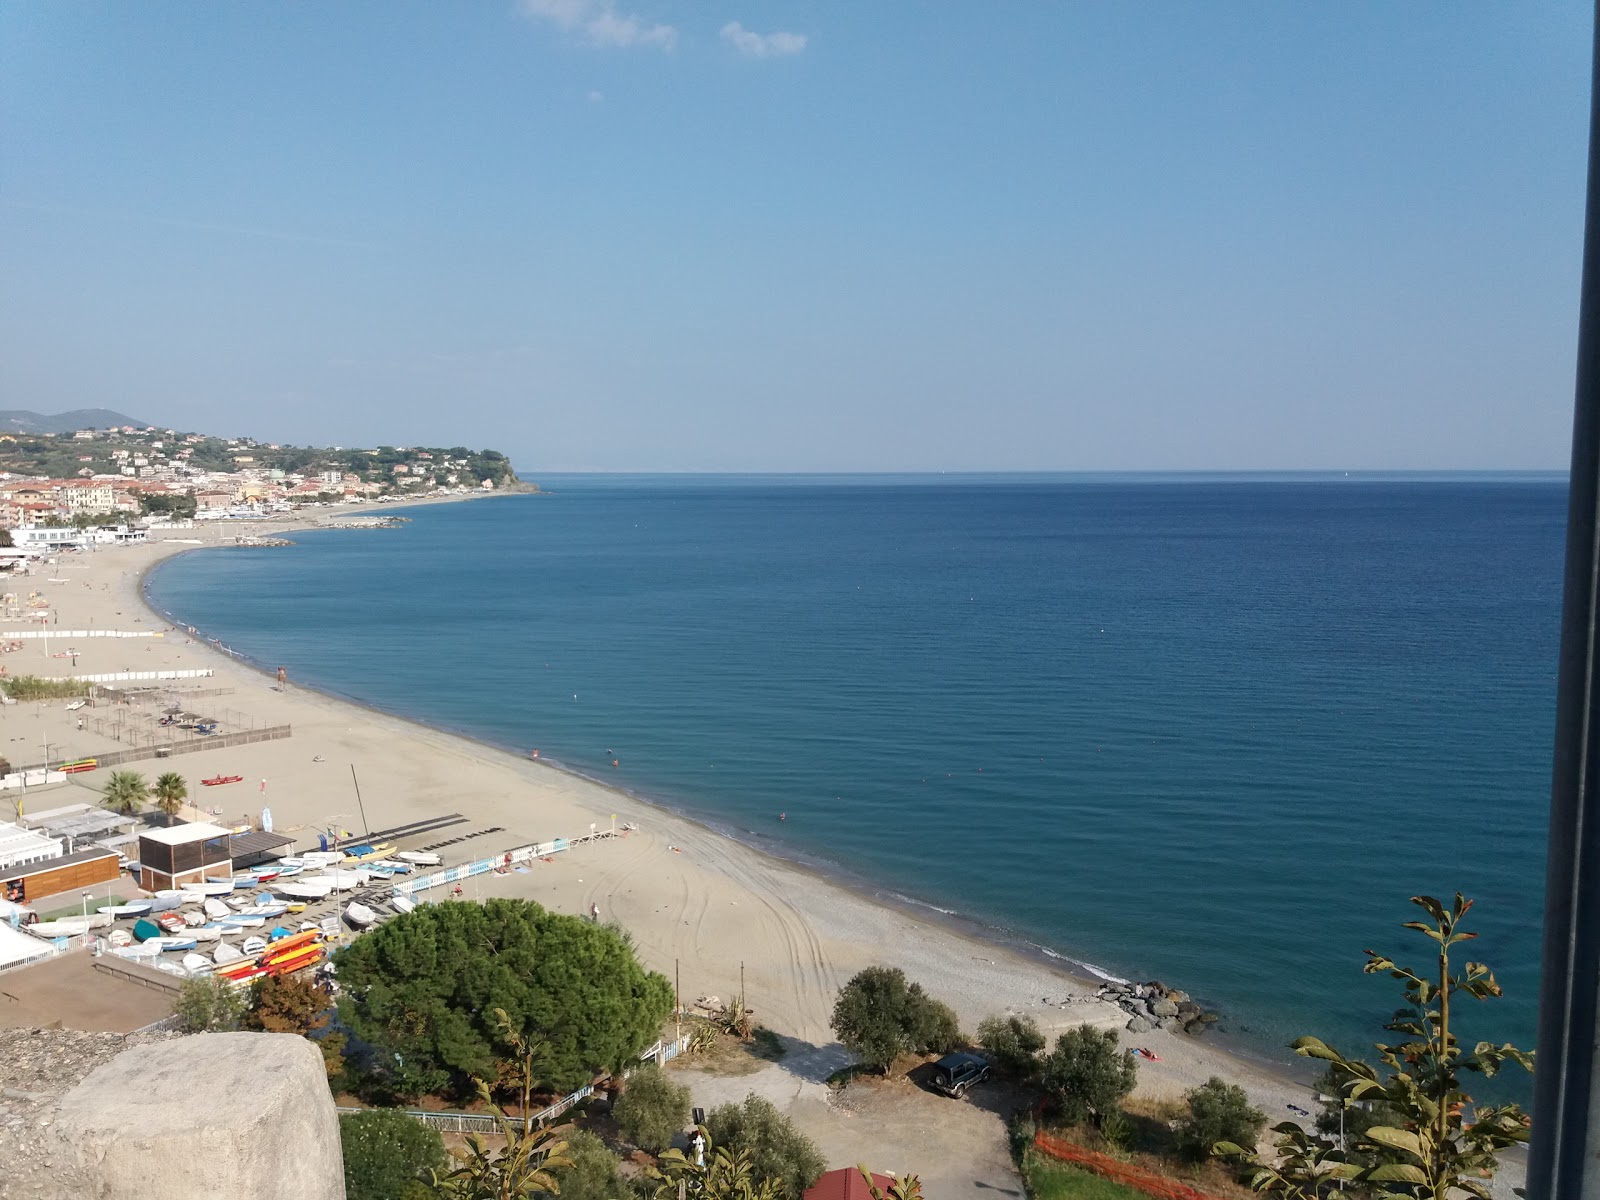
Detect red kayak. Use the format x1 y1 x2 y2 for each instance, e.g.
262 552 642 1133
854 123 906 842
201 774 244 787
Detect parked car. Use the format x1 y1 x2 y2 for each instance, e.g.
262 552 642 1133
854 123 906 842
930 1051 990 1098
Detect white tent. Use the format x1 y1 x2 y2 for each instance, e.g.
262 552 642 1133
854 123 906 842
0 920 52 970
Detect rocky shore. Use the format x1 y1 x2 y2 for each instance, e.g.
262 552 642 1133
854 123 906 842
1098 980 1221 1037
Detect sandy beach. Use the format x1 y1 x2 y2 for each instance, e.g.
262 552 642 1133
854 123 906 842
6 501 1347 1188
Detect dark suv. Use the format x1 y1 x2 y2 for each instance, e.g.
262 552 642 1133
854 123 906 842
930 1052 990 1098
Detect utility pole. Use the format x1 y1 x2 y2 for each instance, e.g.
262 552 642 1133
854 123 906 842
349 764 370 839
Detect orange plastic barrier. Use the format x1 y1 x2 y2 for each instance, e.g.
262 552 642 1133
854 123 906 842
1032 1132 1232 1200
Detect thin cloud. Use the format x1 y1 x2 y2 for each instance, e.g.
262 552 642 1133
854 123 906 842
520 0 676 49
720 21 806 58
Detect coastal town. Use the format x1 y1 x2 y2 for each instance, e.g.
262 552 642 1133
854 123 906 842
0 417 524 530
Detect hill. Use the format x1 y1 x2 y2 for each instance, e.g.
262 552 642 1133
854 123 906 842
0 410 146 436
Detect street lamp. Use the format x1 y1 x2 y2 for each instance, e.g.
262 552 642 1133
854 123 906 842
80 891 92 947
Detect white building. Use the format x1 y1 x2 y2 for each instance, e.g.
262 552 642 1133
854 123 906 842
9 528 84 550
0 820 64 871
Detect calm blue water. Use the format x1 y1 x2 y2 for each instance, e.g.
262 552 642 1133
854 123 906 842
147 476 1561 1074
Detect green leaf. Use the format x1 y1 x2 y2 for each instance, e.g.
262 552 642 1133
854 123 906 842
1367 1163 1429 1184
1292 1036 1340 1061
1364 1126 1425 1161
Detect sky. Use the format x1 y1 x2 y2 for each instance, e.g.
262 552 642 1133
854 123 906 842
0 2 1592 472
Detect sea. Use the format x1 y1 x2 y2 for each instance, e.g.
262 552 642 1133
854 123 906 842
145 473 1563 1081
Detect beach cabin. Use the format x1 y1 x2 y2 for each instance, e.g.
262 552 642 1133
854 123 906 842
138 822 234 892
0 846 119 904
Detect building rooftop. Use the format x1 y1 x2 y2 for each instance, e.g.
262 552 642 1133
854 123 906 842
31 809 135 841
0 845 116 882
0 821 62 870
19 803 93 827
137 822 232 846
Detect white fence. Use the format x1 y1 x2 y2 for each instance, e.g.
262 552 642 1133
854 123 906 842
392 828 627 898
5 630 164 639
333 1034 689 1134
74 669 215 683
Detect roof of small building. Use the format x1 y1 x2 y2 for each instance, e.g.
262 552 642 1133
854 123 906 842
227 831 295 857
138 822 233 846
0 844 117 883
804 1169 898 1200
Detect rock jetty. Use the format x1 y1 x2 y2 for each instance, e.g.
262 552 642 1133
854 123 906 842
1097 979 1220 1036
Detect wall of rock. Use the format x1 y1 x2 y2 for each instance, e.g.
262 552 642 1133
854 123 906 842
0 1028 344 1200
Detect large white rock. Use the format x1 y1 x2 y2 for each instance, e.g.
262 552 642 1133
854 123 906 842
49 1031 344 1199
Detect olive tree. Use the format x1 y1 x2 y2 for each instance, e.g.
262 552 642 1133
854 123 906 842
977 1014 1046 1078
830 966 961 1072
705 1094 826 1200
1039 1024 1136 1127
1175 1077 1266 1161
613 1063 692 1152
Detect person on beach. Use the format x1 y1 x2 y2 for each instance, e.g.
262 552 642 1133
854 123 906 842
590 902 600 922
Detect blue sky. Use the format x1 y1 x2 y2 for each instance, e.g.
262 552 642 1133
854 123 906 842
0 3 1591 471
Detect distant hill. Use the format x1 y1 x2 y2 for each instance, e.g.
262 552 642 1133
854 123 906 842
0 409 146 435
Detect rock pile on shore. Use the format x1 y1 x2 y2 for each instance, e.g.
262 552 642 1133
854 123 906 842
1097 980 1220 1036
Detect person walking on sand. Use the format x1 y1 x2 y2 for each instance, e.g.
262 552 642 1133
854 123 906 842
590 902 600 922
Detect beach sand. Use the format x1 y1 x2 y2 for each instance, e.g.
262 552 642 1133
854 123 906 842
5 505 1386 1190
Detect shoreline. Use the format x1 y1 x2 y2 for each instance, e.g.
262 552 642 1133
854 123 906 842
132 504 1323 1097
22 500 1321 1125
141 535 1303 1079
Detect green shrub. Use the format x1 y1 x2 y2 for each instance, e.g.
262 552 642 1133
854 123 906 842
1175 1077 1266 1161
339 1109 445 1200
1040 1025 1136 1127
549 1129 631 1200
172 976 246 1033
705 1093 826 1200
978 1014 1046 1077
829 966 962 1071
2 676 91 701
613 1063 692 1152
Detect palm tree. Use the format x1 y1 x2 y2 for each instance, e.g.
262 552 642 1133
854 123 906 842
101 770 148 816
153 772 188 826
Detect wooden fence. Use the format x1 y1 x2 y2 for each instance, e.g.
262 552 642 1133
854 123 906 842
1032 1132 1233 1200
15 724 292 774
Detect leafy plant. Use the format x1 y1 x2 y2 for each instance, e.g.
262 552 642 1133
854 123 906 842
651 1136 784 1200
613 1062 692 1151
171 975 246 1032
705 1094 826 1200
547 1129 631 1200
1039 1024 1136 1128
334 897 673 1099
339 1109 446 1200
830 966 961 1072
855 1166 925 1200
978 1014 1047 1078
1219 894 1533 1200
1174 1077 1265 1162
1098 1110 1134 1154
101 769 148 815
430 1009 576 1200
